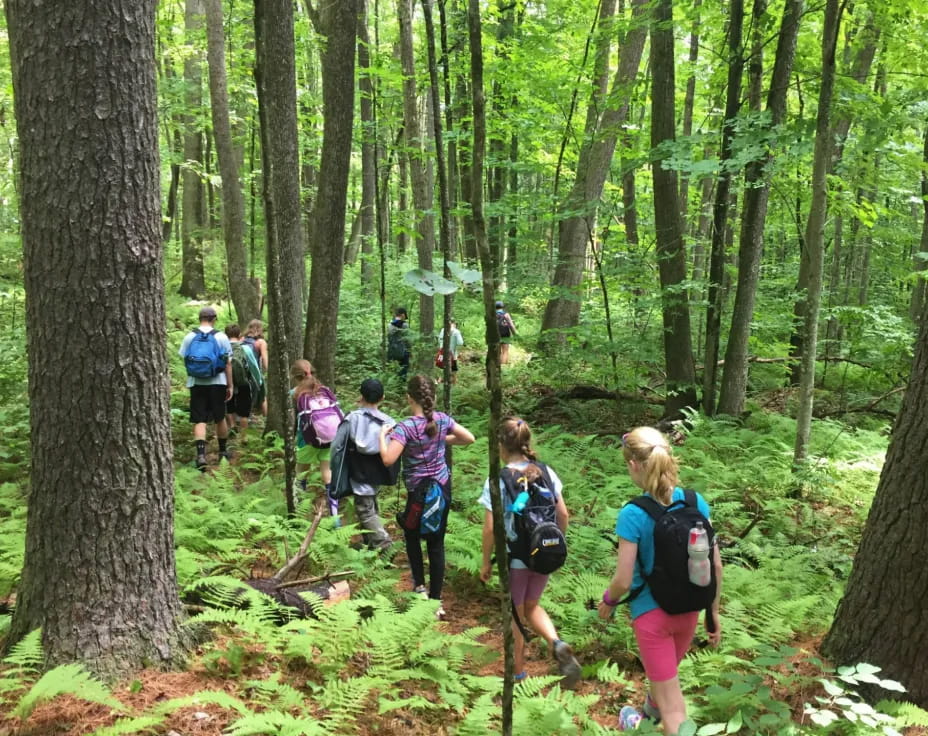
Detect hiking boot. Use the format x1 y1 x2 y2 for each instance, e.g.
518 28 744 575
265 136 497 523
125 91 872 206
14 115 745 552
414 584 428 599
619 706 643 730
195 454 208 471
219 449 232 462
643 693 661 723
552 639 581 689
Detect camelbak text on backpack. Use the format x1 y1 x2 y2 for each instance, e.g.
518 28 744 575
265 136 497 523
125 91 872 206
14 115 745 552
501 462 567 574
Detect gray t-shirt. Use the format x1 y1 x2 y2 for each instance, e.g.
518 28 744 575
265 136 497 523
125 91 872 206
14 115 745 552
348 406 396 496
179 326 232 388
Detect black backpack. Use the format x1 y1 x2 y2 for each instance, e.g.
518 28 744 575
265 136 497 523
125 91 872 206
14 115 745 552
622 489 717 614
501 462 567 574
496 311 512 338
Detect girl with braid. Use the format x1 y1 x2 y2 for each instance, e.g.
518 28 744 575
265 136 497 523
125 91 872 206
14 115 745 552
478 417 580 688
380 375 474 618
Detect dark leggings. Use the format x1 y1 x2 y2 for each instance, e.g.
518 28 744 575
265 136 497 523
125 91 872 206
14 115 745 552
404 485 451 600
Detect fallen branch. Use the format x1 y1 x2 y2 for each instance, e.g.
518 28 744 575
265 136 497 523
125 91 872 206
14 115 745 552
272 509 325 583
275 570 356 590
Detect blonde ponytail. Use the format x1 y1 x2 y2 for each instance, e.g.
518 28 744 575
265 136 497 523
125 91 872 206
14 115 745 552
622 427 679 505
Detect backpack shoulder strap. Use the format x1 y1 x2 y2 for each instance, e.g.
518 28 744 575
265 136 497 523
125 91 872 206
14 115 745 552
682 488 698 509
625 495 665 523
498 467 522 504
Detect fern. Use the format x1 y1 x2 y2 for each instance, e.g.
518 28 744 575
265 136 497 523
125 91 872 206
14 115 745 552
225 711 329 736
2 627 43 672
89 716 164 736
14 662 122 718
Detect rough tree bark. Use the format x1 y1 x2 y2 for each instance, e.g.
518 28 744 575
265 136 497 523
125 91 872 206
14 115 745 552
5 0 189 674
205 0 261 324
539 0 648 344
651 0 697 417
910 124 928 323
822 302 928 708
358 0 377 286
302 0 359 386
255 0 304 506
715 0 803 416
179 0 207 299
793 0 842 465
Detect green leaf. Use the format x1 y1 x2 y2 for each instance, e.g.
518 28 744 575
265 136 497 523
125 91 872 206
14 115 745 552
726 710 743 733
877 679 906 692
447 261 482 284
403 268 458 296
14 663 122 718
696 724 726 735
821 679 845 696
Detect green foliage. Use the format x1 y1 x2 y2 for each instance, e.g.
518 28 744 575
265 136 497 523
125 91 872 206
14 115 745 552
14 663 123 719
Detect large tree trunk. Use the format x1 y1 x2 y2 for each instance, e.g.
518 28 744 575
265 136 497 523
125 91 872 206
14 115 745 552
255 0 304 507
5 0 188 675
678 0 701 221
303 0 359 386
701 0 743 415
358 0 376 286
715 0 803 416
822 305 928 708
651 0 697 417
911 124 928 323
179 0 207 299
205 0 261 324
540 0 648 343
793 0 842 465
398 0 436 365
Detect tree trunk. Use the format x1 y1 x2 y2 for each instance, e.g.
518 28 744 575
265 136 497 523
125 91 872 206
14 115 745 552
910 124 928 322
540 0 648 342
398 0 436 364
467 1 511 730
715 0 803 416
5 0 188 675
793 0 841 465
358 0 377 286
205 0 261 324
179 0 207 299
255 0 304 505
822 307 928 708
651 0 697 417
701 0 743 415
303 1 359 386
678 0 701 221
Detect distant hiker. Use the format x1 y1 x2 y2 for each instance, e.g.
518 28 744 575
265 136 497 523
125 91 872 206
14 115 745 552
436 319 464 383
224 323 263 443
598 426 723 732
386 306 411 381
179 306 233 469
330 378 399 551
495 301 516 364
479 417 580 688
379 374 475 619
244 319 269 416
291 359 344 521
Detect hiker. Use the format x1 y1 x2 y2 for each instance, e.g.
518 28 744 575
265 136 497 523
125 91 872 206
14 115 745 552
329 378 398 551
291 359 343 520
386 306 411 382
478 417 581 688
244 319 269 416
224 323 263 443
436 319 464 383
598 426 723 732
179 306 233 469
379 374 475 619
495 301 516 364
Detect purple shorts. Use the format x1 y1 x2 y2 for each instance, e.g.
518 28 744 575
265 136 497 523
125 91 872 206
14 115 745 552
632 607 699 682
509 567 549 606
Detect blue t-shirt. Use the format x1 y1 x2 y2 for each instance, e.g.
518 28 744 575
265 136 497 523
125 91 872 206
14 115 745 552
616 487 711 620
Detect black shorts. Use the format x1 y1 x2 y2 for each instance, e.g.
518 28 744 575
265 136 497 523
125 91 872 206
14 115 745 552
189 384 228 424
226 385 253 418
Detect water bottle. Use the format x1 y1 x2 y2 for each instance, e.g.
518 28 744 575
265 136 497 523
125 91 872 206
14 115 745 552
687 522 711 587
510 490 530 514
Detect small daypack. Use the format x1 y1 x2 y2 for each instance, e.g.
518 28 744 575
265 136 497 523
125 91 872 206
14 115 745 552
387 327 408 360
501 462 567 574
622 489 717 614
419 479 448 535
231 342 263 393
297 388 345 448
496 311 512 338
184 329 227 379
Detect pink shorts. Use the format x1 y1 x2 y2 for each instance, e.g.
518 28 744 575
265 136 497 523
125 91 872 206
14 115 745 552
508 567 549 606
632 607 699 682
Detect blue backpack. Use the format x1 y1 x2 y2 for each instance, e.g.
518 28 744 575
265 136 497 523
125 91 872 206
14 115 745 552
184 329 227 379
420 480 447 535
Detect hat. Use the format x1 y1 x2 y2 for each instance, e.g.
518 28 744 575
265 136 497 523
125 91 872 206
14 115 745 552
199 306 218 321
495 301 504 309
360 378 385 403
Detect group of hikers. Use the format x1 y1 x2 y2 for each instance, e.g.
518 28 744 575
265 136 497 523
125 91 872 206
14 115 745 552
180 304 722 733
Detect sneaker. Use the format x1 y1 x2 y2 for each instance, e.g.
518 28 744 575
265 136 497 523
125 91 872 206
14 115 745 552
619 706 643 730
643 693 661 723
195 454 207 471
435 604 446 620
619 705 644 731
414 584 428 599
552 639 581 689
219 450 232 462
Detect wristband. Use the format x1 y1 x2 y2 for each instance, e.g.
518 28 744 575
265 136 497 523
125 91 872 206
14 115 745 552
602 589 620 607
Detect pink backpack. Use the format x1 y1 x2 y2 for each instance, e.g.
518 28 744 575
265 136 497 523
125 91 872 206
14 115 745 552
297 387 344 447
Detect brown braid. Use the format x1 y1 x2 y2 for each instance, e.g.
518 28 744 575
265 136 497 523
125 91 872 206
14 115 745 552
290 359 321 400
407 374 438 437
498 416 541 481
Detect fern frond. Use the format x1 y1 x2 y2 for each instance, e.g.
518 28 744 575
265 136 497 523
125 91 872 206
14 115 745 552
877 700 928 727
3 628 43 672
225 711 329 736
89 716 164 736
14 662 122 719
147 689 251 717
